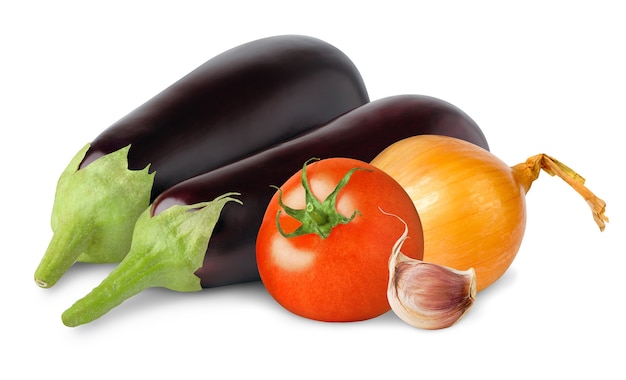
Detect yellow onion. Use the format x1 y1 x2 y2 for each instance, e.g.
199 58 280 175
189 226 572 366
371 135 608 291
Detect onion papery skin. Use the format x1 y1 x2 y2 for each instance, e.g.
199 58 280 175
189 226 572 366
371 135 527 291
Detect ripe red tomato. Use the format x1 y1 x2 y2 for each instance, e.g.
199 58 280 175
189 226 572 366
256 158 423 322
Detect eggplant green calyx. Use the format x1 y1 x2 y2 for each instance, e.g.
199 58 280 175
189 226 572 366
61 193 241 327
35 144 154 288
274 158 370 239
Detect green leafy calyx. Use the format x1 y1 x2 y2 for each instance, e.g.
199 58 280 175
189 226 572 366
35 143 154 288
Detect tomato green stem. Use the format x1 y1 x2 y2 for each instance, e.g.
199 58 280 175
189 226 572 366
61 193 241 327
305 202 328 225
274 158 370 239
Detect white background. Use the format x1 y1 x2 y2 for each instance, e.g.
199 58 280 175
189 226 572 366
2 1 624 378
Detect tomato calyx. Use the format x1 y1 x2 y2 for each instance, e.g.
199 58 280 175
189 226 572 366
272 158 371 239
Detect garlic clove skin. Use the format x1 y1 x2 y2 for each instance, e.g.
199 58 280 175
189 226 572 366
389 258 476 330
385 211 477 330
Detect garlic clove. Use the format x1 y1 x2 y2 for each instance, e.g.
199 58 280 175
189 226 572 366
389 258 477 330
385 211 477 330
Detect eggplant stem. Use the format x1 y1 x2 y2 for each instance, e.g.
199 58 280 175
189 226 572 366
61 193 241 327
35 223 94 288
35 144 155 288
62 251 158 327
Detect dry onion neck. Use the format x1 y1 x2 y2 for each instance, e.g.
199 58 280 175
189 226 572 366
511 154 608 231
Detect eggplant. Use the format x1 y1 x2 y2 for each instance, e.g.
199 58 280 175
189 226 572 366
80 34 369 199
62 94 488 326
35 34 369 288
166 94 489 287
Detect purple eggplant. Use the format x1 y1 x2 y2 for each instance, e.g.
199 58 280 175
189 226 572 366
62 94 488 326
164 94 488 287
35 34 369 289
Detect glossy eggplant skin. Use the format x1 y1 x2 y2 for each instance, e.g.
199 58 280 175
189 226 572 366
79 34 369 200
150 94 489 288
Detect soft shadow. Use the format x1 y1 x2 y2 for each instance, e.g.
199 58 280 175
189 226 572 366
454 267 519 325
64 280 272 330
61 269 520 331
39 262 117 293
366 268 520 330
